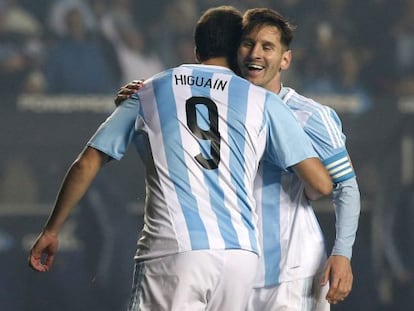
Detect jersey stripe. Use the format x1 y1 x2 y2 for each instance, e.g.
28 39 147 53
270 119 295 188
191 68 240 249
284 89 344 148
228 80 257 251
138 76 194 251
154 72 210 250
260 166 282 285
319 106 342 148
179 67 227 249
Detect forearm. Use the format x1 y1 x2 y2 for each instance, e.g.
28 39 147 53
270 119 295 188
293 157 333 199
331 177 361 259
44 147 107 234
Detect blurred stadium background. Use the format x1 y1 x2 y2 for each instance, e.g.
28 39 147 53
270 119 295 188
1 0 413 310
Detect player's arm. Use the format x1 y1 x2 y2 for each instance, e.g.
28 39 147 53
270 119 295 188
114 80 144 106
331 176 360 259
28 146 109 272
291 157 332 199
303 108 360 304
322 152 360 261
322 175 360 304
264 96 333 198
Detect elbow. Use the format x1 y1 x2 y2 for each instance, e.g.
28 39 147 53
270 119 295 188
306 192 322 201
305 181 332 201
72 147 107 172
307 190 327 201
318 172 334 196
72 156 91 172
320 181 333 196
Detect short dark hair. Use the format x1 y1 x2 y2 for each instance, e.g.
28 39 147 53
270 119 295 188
242 8 295 49
194 6 243 62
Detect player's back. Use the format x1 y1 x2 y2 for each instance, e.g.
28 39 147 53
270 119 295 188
134 64 269 260
133 64 316 261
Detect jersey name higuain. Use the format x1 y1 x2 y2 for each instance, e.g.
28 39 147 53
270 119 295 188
174 74 228 91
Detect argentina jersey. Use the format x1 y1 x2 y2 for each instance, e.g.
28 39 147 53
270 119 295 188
252 86 357 288
282 87 355 184
88 64 317 262
279 87 356 282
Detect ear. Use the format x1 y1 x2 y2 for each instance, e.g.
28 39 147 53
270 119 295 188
280 49 292 71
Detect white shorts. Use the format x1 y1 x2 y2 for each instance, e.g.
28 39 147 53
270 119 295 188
246 272 330 311
128 249 258 311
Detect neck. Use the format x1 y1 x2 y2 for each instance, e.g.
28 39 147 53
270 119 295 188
265 79 282 94
201 57 230 68
272 82 282 94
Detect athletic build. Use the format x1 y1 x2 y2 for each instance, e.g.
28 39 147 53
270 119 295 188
116 7 360 310
238 9 360 310
28 6 332 311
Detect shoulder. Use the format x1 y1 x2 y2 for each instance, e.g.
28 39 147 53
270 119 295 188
150 67 174 81
263 89 290 113
283 87 341 121
283 87 324 111
262 90 299 124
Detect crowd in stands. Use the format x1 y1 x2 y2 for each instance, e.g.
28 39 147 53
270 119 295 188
1 0 413 103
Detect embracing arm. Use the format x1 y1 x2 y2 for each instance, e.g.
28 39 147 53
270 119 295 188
293 102 360 304
28 146 109 272
292 157 333 200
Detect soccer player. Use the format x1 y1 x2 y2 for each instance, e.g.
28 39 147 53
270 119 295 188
28 6 332 311
116 7 361 310
237 8 360 310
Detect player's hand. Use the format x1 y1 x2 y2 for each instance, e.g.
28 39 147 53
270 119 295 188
114 80 144 107
28 230 59 272
321 255 353 304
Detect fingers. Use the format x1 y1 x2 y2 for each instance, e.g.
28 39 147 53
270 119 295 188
326 275 353 304
326 275 352 304
324 255 353 304
28 232 58 272
125 80 143 91
119 80 141 89
114 80 144 107
326 278 342 304
28 251 55 272
114 94 128 107
321 264 331 286
28 250 49 272
44 253 55 270
131 79 144 85
114 90 135 106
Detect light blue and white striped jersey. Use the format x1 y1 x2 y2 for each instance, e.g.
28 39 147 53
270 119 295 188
253 87 356 287
88 65 317 261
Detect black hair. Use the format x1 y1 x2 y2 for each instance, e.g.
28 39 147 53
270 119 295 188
194 6 243 63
